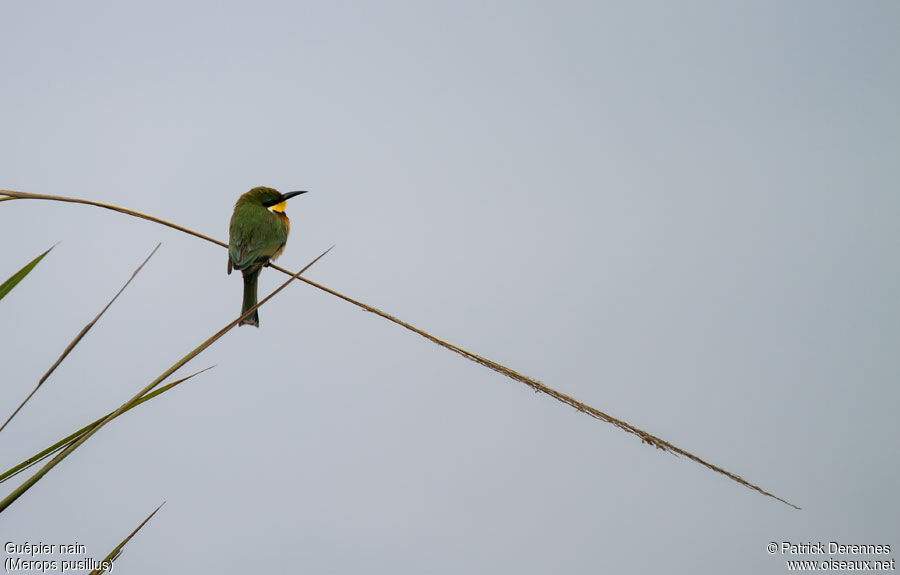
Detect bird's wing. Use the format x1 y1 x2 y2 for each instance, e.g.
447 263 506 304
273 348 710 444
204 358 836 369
229 209 286 271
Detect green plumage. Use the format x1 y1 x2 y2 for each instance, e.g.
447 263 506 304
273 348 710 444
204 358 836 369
228 186 305 327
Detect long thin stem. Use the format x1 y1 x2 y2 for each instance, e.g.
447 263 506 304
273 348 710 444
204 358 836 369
0 244 161 433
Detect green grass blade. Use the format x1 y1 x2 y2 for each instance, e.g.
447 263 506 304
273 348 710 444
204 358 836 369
0 247 330 513
0 244 56 301
0 367 214 485
88 502 165 575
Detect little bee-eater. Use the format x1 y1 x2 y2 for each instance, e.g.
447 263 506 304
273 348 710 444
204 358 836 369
228 186 308 327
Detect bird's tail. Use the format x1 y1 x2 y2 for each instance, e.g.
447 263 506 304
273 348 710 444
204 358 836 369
240 270 260 327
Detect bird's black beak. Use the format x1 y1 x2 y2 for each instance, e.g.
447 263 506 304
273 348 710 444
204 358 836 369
280 190 308 201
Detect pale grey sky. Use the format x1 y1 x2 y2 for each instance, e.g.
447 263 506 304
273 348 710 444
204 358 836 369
1 1 898 573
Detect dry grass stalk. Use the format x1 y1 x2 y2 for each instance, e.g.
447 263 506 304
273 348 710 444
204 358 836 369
0 189 799 509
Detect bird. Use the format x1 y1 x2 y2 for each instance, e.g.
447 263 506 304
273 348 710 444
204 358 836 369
228 186 308 327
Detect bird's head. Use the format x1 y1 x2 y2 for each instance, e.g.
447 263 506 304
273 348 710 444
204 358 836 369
240 186 308 214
